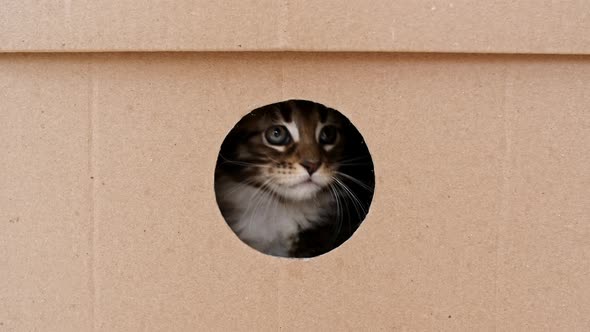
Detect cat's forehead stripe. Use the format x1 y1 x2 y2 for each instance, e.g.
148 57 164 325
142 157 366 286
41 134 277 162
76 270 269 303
284 121 299 142
294 112 319 145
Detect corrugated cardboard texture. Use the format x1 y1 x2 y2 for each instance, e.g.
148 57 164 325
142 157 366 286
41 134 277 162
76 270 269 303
1 53 589 331
1 1 590 54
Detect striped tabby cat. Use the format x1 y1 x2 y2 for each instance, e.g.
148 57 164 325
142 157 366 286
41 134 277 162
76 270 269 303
214 100 374 258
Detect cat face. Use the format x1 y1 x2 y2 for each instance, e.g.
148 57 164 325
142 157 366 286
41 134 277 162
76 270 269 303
217 100 349 201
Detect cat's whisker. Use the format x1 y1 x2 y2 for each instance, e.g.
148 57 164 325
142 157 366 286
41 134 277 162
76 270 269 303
221 178 261 196
336 155 371 164
248 181 276 234
331 180 354 237
335 185 347 239
332 177 367 220
243 179 273 232
249 186 273 235
327 183 343 239
255 181 282 235
218 153 271 168
340 180 368 216
336 162 373 167
265 155 282 164
334 171 374 192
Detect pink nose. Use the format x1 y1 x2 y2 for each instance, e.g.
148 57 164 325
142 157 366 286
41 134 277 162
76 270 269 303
300 160 321 175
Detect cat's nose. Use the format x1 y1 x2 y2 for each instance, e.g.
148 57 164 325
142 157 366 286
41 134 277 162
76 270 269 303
300 160 321 175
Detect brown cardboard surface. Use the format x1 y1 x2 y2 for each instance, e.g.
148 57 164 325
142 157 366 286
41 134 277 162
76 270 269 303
0 56 92 330
1 52 589 331
1 1 590 54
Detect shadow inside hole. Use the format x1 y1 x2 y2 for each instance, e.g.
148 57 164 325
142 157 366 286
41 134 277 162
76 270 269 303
214 100 375 258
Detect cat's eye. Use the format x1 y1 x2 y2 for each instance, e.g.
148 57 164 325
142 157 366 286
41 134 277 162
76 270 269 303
265 125 291 145
319 126 338 145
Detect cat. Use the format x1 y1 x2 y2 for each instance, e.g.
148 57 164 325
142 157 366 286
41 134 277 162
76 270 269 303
214 100 374 258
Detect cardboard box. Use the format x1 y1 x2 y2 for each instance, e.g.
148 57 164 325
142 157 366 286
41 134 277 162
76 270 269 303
1 2 589 331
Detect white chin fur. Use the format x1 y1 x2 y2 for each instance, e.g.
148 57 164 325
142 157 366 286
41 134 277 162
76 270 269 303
216 176 334 256
269 169 332 201
274 182 324 201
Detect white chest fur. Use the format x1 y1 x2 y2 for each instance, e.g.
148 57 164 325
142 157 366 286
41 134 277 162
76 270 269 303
216 177 331 256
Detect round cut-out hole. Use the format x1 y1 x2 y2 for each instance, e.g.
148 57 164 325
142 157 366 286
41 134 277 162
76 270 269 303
214 100 375 258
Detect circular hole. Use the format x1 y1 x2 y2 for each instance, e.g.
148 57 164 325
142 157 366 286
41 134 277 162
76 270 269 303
214 100 375 258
